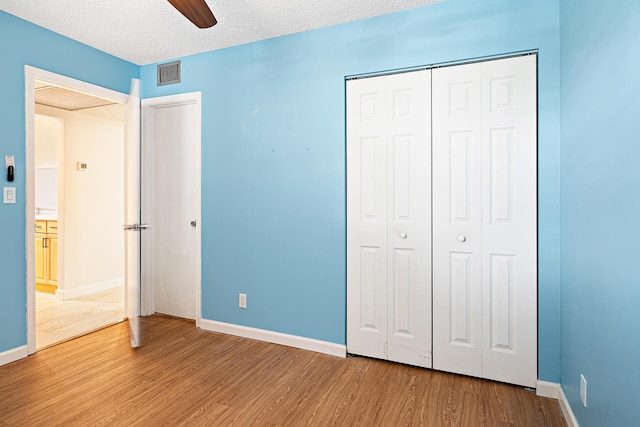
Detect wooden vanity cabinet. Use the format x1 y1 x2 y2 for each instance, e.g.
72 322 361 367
35 220 58 293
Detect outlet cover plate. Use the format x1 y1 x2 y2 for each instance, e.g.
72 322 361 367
239 293 247 309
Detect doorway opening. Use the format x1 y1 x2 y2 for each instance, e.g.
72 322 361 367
26 67 129 353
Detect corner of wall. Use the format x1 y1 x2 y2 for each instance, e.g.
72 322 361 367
536 381 580 427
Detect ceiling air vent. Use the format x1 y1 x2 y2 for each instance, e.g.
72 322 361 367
157 61 181 86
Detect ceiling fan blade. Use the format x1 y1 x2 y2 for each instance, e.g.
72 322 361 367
168 0 217 28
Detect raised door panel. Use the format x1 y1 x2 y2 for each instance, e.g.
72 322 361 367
481 55 537 387
347 76 389 360
386 70 432 368
359 246 385 333
432 63 483 376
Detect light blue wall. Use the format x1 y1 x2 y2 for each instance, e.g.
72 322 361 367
141 0 561 381
0 11 138 353
559 0 640 425
5 1 640 423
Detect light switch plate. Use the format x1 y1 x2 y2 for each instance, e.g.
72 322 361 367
3 187 16 204
5 155 14 168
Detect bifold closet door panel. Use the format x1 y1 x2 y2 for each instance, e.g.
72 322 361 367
386 70 432 368
346 75 389 361
480 55 537 387
432 62 484 378
432 55 537 387
347 70 432 367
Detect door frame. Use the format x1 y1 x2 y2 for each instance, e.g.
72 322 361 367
24 66 128 354
140 92 202 326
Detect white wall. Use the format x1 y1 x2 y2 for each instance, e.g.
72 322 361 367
34 114 63 210
35 104 125 297
34 114 61 168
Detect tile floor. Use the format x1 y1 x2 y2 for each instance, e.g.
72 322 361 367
36 286 125 349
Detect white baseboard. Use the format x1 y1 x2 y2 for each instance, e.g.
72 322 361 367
56 278 123 301
199 319 347 358
536 380 560 399
0 345 28 367
558 385 580 427
536 381 579 427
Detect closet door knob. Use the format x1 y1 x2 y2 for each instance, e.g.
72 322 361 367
457 235 467 242
400 232 408 239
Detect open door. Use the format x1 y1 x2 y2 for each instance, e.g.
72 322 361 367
124 79 144 347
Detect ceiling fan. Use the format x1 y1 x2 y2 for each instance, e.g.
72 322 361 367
167 0 217 28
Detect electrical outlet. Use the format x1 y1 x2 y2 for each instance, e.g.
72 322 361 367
580 374 587 407
239 293 247 309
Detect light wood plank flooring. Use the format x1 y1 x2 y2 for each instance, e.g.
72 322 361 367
36 287 125 348
0 316 566 426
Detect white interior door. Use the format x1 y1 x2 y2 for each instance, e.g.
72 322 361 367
124 78 142 347
432 55 537 387
141 93 201 322
347 70 432 368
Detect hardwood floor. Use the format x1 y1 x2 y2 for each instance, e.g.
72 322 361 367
0 316 566 426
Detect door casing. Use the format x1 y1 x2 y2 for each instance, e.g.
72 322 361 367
25 69 203 350
24 66 128 354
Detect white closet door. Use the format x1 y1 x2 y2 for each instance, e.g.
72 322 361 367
386 70 432 368
432 62 484 377
480 56 537 387
432 55 537 387
346 75 389 361
347 70 432 368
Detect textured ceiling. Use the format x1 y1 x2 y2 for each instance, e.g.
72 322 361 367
34 82 123 121
35 85 117 111
0 0 444 65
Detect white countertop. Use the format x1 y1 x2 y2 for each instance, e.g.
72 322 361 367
35 215 58 221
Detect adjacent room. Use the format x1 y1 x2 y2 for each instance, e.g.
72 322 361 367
33 83 126 349
0 1 638 426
